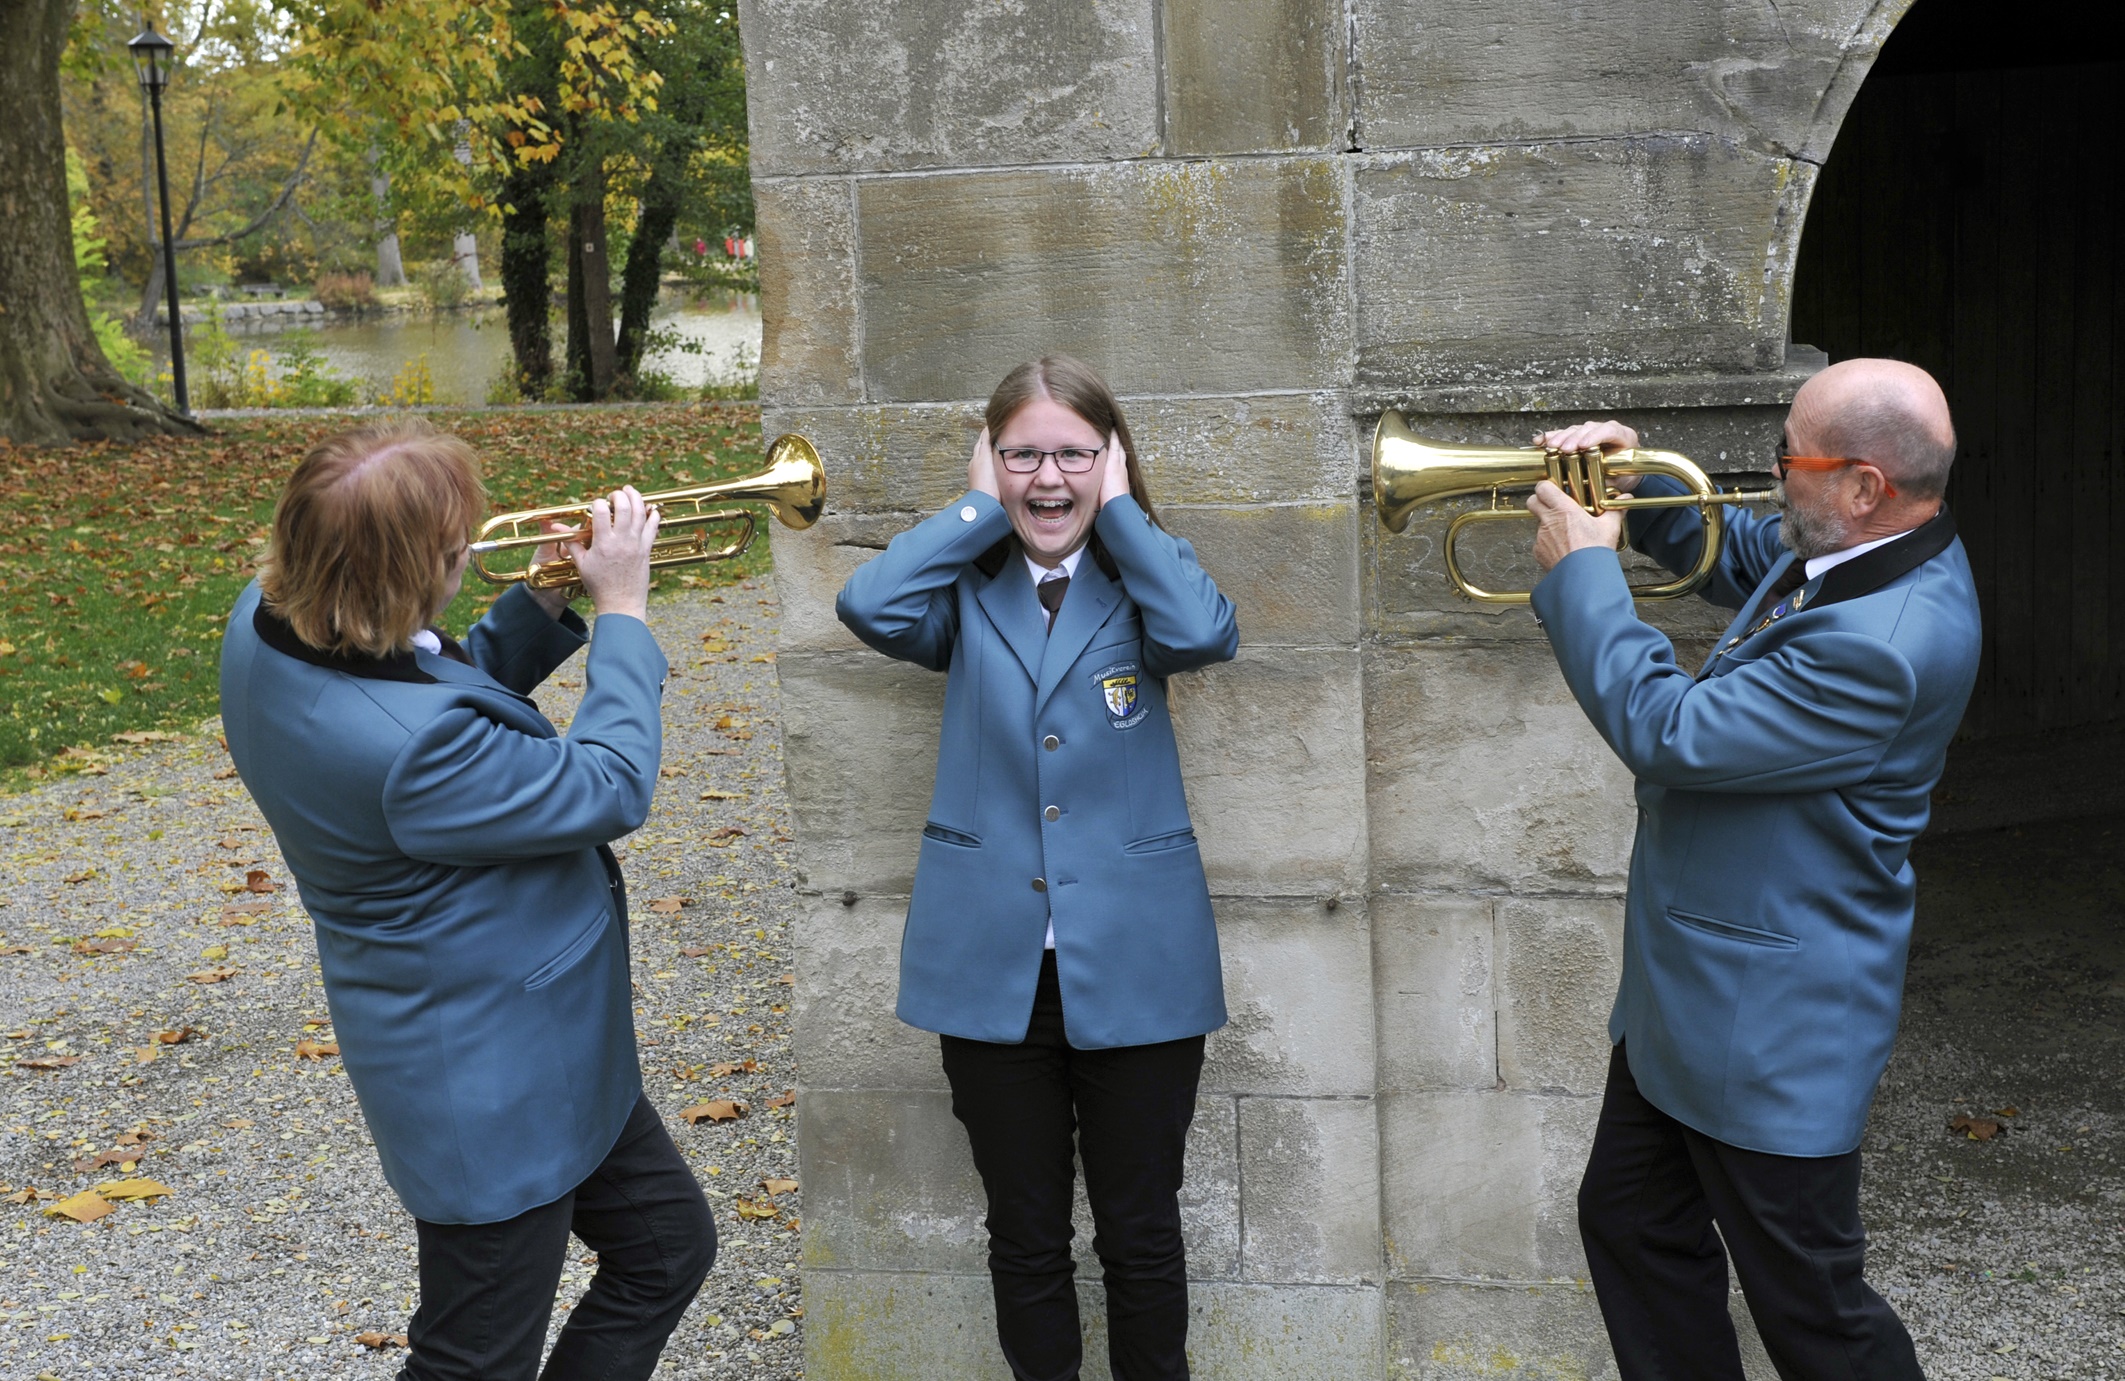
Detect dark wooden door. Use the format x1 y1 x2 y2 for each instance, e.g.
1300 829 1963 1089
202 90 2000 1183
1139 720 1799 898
1791 5 2125 739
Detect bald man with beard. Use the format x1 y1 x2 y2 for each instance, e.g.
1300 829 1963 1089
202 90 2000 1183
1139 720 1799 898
1522 359 1978 1380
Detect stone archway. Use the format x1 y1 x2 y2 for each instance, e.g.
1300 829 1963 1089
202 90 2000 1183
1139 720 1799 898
1792 0 2125 753
1786 1 2125 1358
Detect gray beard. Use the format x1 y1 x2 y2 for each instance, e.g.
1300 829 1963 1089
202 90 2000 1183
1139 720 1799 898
1777 485 1852 562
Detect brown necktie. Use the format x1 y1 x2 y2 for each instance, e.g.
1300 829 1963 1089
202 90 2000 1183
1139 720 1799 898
1037 574 1070 633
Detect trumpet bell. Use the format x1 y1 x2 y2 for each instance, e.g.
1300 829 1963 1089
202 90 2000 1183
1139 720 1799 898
1373 411 1556 534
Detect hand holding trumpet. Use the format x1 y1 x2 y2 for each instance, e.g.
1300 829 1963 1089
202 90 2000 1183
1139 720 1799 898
521 488 662 622
1525 420 1636 573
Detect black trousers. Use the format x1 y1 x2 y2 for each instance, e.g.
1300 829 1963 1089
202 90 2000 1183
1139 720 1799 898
940 951 1206 1381
1579 1042 1923 1381
396 1094 716 1381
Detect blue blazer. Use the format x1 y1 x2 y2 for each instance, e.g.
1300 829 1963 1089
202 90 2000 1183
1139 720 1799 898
220 582 666 1223
1530 486 1979 1156
836 492 1238 1049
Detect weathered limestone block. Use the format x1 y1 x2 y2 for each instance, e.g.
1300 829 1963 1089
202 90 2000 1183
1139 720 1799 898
1122 393 1363 505
1090 1282 1385 1380
768 517 898 656
1070 1095 1242 1282
754 178 860 405
858 159 1351 400
1354 140 1795 384
803 1271 1006 1381
793 892 941 1092
1379 1089 1599 1281
1495 897 1627 1098
799 1090 987 1273
777 650 943 896
1385 1280 1615 1381
1162 502 1361 648
737 0 1159 175
1165 0 1343 155
1372 894 1495 1093
1239 1096 1381 1284
1364 644 1636 892
766 391 1363 516
1171 648 1369 897
1205 897 1375 1098
1353 0 1874 160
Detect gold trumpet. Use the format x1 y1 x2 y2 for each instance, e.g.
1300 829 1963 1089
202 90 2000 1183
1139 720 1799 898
1372 410 1780 604
471 433 826 592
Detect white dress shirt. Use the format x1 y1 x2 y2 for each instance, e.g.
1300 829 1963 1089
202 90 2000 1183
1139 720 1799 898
1804 526 1917 583
1026 545 1085 948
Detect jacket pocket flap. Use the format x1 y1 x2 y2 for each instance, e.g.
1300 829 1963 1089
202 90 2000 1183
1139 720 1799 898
1124 827 1198 855
524 912 611 990
922 822 983 849
1666 908 1799 950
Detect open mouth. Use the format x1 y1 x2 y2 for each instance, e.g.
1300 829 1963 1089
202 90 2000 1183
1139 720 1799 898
1026 497 1074 526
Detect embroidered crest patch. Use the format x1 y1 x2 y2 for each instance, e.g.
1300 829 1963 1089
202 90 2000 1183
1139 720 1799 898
1094 661 1144 729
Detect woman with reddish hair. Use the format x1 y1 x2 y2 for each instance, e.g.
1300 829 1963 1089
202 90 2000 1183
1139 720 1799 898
221 418 713 1381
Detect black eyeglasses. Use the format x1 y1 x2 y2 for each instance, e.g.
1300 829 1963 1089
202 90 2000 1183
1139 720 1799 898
995 444 1105 474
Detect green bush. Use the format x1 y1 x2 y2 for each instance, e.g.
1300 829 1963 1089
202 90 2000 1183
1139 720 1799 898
415 261 472 310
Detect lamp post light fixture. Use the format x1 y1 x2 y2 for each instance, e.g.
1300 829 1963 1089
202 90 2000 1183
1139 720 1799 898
127 17 188 415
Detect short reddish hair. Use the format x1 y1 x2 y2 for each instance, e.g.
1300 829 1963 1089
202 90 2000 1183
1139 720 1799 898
258 420 486 656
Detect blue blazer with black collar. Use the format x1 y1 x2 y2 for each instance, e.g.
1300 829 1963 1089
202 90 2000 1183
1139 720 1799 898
835 492 1238 1049
1531 483 1980 1155
220 581 666 1223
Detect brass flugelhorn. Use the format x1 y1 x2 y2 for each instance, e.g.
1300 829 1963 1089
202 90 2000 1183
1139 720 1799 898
472 433 826 592
1372 410 1779 604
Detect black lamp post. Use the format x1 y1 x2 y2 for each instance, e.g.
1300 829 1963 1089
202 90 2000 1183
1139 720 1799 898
128 17 188 415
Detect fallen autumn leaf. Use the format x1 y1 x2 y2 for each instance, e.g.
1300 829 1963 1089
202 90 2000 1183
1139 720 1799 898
680 1100 747 1125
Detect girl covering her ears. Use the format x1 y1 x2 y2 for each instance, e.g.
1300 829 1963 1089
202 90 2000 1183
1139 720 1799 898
836 354 1238 1381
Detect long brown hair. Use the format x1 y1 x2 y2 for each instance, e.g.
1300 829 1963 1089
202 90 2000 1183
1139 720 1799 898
984 355 1161 528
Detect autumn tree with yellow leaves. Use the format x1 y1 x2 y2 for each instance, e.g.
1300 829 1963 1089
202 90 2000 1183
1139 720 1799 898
282 0 750 401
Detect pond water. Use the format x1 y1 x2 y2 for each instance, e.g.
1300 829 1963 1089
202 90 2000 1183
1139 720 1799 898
152 288 761 405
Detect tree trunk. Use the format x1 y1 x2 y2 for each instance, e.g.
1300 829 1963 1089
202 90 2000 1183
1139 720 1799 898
452 232 482 291
499 162 554 399
614 176 681 386
564 165 617 401
2 0 196 445
369 148 406 288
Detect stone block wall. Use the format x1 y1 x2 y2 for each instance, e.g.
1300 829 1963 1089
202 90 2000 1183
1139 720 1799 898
745 2 1909 1375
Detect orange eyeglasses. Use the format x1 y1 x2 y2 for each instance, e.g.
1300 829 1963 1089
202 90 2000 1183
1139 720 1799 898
1773 451 1898 498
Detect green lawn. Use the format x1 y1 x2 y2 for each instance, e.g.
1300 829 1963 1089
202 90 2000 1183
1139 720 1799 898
0 404 768 785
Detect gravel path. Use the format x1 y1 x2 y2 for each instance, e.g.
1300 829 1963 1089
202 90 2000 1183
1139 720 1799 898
0 579 805 1380
1857 809 2125 1379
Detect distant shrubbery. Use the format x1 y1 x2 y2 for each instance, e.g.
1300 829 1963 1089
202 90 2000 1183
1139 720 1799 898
313 271 379 312
415 261 473 310
186 318 360 409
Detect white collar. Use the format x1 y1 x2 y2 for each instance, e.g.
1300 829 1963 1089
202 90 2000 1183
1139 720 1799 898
411 628 443 655
1024 546 1084 586
1804 527 1917 582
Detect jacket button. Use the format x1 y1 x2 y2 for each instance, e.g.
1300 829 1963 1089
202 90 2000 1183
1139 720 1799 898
960 505 978 522
1031 877 1047 893
1043 805 1060 822
1043 734 1059 751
